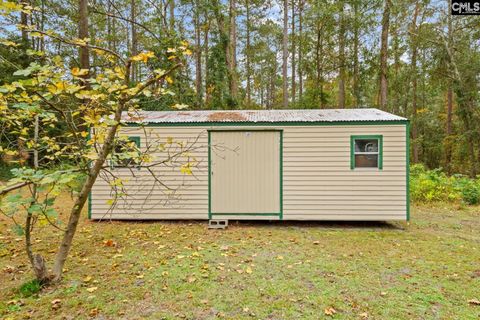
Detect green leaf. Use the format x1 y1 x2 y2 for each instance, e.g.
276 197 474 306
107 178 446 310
12 224 24 236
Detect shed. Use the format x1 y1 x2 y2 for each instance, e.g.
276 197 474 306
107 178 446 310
89 108 409 221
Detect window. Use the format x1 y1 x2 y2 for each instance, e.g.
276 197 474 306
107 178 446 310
350 135 383 170
112 136 141 167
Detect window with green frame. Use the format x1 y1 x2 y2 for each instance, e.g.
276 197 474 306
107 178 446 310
112 136 141 167
350 135 383 170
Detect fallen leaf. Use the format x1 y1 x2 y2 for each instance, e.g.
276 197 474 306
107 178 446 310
359 312 368 319
276 255 284 260
104 239 115 247
86 287 98 293
313 241 320 245
51 299 61 310
468 299 480 305
324 307 337 316
246 267 253 274
89 308 99 317
83 276 92 283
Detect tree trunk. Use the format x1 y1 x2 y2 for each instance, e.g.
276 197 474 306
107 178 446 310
229 0 238 100
315 21 323 108
130 0 138 82
53 106 124 281
20 0 29 46
282 0 288 108
353 1 360 107
245 0 251 106
337 1 346 108
194 0 202 106
79 0 90 71
445 0 453 174
78 0 90 89
291 0 296 106
25 115 48 283
204 21 210 106
169 0 175 32
378 0 390 110
298 0 303 102
410 1 420 163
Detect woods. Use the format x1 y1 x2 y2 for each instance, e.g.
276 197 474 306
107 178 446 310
2 0 478 174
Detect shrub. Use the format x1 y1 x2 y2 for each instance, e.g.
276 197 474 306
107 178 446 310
410 164 480 205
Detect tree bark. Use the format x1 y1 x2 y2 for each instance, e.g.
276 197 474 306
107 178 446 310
298 0 303 102
337 1 346 109
282 0 288 108
79 0 90 73
130 0 138 82
20 0 29 46
229 0 238 100
194 0 202 106
291 0 296 106
410 1 420 163
245 0 251 106
378 0 391 110
53 106 123 281
169 0 175 32
353 1 360 107
445 0 453 174
204 20 210 106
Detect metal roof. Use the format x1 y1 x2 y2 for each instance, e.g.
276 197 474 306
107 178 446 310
122 108 407 124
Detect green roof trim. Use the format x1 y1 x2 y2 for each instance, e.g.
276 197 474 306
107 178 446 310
126 120 408 127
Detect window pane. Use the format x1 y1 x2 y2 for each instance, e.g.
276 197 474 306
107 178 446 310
355 154 378 168
355 139 378 153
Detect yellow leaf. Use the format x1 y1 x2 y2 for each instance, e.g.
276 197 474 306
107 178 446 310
83 276 92 282
86 287 98 293
183 49 192 56
246 267 253 274
131 51 155 63
0 40 19 47
324 307 336 316
167 48 176 53
165 76 173 84
171 103 189 110
276 255 284 260
167 55 176 60
71 67 89 76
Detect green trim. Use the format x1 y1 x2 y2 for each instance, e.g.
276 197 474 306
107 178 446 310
208 129 283 219
350 135 383 170
126 120 408 127
279 130 283 220
212 213 280 216
406 122 411 221
208 131 212 220
128 136 141 147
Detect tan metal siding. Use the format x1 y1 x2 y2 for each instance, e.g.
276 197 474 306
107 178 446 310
90 127 209 220
90 124 407 221
210 131 280 214
282 125 406 220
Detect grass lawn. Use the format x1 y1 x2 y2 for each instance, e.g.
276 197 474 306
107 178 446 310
0 198 479 319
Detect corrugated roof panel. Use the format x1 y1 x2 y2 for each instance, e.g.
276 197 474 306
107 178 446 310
122 108 407 123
